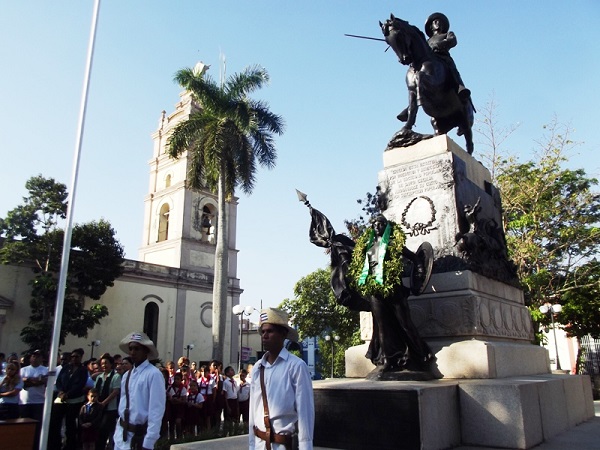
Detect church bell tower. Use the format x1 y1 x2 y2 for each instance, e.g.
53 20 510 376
138 72 239 277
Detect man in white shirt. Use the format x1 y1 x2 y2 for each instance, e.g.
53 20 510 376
20 350 48 450
249 308 314 450
113 332 165 450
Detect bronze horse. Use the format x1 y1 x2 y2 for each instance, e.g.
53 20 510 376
381 15 475 154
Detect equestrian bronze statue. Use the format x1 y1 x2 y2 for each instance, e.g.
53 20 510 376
381 13 475 154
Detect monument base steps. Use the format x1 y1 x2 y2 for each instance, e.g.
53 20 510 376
313 374 594 450
345 340 550 379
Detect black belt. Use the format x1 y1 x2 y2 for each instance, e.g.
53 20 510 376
119 418 147 434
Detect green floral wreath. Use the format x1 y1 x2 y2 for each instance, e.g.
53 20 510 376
348 221 406 297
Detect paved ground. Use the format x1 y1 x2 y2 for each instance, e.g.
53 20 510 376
172 401 600 449
454 400 600 450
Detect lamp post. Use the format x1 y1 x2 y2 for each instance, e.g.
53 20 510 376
539 303 563 370
185 344 195 359
232 305 257 371
324 334 340 378
89 340 100 359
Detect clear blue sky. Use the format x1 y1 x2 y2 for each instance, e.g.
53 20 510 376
1 2 599 319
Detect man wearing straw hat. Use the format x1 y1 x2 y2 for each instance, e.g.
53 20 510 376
249 308 314 450
113 332 165 450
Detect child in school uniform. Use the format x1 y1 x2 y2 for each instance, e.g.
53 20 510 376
185 379 204 436
209 360 225 430
197 365 214 431
237 368 251 425
79 388 103 450
222 365 239 433
166 372 188 439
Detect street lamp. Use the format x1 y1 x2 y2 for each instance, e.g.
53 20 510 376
232 305 257 371
539 303 563 370
324 334 340 378
185 344 195 359
89 340 101 359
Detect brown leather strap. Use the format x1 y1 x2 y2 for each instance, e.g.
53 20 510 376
123 369 131 442
260 365 271 450
254 426 293 447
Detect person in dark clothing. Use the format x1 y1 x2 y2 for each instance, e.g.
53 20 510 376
79 388 103 450
49 348 89 450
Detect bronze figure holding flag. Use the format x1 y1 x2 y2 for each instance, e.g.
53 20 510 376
298 190 434 378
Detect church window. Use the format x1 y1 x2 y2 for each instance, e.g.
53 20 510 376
165 174 172 188
158 203 170 242
143 302 159 345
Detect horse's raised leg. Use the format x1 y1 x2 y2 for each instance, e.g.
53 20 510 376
401 88 418 131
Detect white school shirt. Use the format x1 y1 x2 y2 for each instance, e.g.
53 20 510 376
197 376 214 398
222 377 239 400
113 360 165 450
187 391 205 405
249 347 314 450
20 364 48 404
237 381 251 402
166 384 188 399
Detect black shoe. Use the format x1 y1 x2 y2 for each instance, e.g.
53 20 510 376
397 108 409 122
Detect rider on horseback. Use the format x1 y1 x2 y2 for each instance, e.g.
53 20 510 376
424 12 471 103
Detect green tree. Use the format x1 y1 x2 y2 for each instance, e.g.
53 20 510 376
343 187 385 240
280 268 361 377
496 121 600 340
559 260 600 339
0 175 124 354
167 63 284 361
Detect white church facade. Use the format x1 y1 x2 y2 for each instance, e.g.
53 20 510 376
0 88 244 367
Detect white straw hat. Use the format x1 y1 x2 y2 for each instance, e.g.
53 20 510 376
259 308 299 342
119 331 159 360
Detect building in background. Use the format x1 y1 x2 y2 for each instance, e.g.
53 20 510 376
0 88 243 366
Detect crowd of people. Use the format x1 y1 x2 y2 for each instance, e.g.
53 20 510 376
162 356 251 440
0 307 314 450
0 349 132 450
0 347 253 449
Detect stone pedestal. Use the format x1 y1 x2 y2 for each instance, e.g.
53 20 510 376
333 136 592 449
347 270 550 379
379 135 501 259
313 374 594 450
346 136 549 379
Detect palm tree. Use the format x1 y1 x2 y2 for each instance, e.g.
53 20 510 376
167 63 284 361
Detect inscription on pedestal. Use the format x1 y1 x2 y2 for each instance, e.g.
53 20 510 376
385 157 453 199
381 152 458 253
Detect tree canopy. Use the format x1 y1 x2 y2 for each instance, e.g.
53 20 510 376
494 121 600 340
168 63 284 361
168 63 284 196
0 175 124 353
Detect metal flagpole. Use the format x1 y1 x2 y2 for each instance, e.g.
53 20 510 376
39 1 101 448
